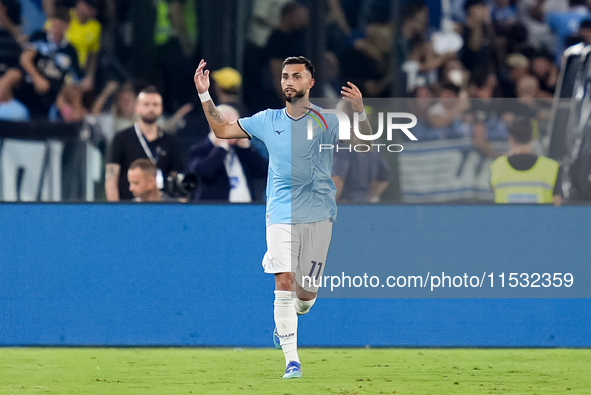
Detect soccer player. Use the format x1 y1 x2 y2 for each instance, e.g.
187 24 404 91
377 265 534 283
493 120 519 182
193 56 371 379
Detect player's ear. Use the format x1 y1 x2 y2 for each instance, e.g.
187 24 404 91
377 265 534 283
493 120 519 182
308 78 315 90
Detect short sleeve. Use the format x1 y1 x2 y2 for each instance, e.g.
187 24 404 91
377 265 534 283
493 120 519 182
237 110 268 141
107 132 124 165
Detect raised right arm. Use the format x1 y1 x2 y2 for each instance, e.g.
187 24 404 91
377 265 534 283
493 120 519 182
194 60 250 139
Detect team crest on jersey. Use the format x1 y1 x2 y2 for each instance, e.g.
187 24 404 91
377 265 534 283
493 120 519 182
55 53 71 69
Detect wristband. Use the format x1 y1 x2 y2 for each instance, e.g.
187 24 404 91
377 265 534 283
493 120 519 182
199 90 211 102
357 109 367 122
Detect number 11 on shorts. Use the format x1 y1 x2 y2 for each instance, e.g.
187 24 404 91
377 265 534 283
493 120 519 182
308 261 323 279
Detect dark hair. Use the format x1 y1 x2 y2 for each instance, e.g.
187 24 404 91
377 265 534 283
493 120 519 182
281 2 302 19
129 159 157 177
569 0 586 7
581 19 591 29
53 7 71 23
509 117 533 144
138 85 160 96
439 82 461 96
464 0 486 12
469 67 491 89
282 56 315 79
402 1 426 21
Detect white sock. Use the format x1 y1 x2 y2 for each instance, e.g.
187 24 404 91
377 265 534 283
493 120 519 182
274 290 299 366
294 297 316 315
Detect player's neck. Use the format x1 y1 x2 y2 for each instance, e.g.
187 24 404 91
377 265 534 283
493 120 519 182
285 98 310 118
139 121 159 142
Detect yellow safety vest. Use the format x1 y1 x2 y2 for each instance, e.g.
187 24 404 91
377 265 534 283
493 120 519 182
154 0 197 46
490 155 559 204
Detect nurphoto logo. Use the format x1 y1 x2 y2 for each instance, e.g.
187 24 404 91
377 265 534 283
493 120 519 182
306 109 418 152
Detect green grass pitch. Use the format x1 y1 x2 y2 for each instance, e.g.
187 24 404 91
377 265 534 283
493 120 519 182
0 348 589 394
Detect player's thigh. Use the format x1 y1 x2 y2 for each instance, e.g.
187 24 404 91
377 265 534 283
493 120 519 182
262 223 301 274
294 219 333 292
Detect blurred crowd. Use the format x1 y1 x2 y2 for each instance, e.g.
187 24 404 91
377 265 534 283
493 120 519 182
0 0 586 201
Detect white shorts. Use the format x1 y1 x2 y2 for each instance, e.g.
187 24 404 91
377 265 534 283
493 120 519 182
262 219 333 292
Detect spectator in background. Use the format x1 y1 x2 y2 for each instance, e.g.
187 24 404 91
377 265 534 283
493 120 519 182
427 82 470 139
64 0 102 92
467 69 508 158
0 0 28 121
438 58 469 90
150 0 197 113
406 85 434 141
579 19 591 44
547 0 590 64
105 86 184 201
490 117 561 205
187 104 267 202
0 0 27 46
527 49 558 97
461 0 496 72
498 52 531 98
54 82 87 121
243 0 290 112
267 1 309 104
339 22 393 97
0 9 82 119
247 0 290 49
127 158 180 202
518 0 567 52
92 80 136 136
332 100 391 203
211 66 247 116
0 77 29 120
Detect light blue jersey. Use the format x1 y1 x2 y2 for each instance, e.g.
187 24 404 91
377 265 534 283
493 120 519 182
238 104 339 226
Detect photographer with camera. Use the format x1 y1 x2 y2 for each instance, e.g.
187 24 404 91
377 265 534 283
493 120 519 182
105 86 185 201
127 159 181 202
187 104 267 202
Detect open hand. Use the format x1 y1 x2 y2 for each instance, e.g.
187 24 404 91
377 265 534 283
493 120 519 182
341 81 364 113
194 59 210 94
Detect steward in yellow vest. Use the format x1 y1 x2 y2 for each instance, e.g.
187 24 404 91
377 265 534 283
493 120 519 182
490 117 561 206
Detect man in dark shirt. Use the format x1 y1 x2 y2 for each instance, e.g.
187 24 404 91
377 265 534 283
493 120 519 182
105 86 184 201
461 0 495 72
0 8 82 118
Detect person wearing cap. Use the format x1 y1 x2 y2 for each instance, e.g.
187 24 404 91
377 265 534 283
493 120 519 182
64 0 101 91
211 67 247 116
490 117 561 205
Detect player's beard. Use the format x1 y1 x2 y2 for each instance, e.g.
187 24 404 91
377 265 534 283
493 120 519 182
140 113 159 124
284 88 306 103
